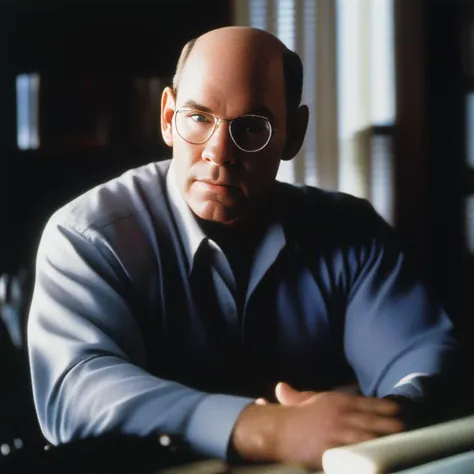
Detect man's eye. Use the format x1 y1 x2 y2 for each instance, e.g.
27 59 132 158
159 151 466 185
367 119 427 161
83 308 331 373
245 125 265 133
190 114 211 124
237 120 267 134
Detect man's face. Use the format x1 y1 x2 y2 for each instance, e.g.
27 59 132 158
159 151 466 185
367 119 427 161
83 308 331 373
162 36 288 226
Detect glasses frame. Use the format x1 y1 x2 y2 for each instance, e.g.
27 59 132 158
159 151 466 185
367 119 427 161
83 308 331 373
173 107 275 153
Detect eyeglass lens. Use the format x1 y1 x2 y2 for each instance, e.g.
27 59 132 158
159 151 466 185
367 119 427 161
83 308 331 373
175 110 271 152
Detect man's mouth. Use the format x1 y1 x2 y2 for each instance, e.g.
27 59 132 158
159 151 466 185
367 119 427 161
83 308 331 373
196 179 236 188
194 179 240 195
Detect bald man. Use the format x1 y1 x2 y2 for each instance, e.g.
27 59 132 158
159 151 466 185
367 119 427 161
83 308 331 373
28 27 460 469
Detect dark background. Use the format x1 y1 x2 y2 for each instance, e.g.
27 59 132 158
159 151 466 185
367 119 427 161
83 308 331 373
0 0 233 451
0 0 231 271
0 0 473 454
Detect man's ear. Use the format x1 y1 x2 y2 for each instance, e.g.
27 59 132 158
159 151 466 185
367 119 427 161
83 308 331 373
161 87 176 148
282 104 309 161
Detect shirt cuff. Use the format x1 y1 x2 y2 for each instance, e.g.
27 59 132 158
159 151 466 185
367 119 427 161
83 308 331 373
388 373 431 401
185 394 254 460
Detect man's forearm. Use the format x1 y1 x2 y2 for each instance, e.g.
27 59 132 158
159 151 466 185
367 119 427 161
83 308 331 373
31 352 253 460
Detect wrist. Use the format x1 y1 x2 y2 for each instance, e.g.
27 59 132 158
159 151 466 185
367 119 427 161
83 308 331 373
230 402 283 464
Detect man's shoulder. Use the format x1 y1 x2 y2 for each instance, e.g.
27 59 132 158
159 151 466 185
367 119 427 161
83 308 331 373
276 181 376 220
50 159 172 235
276 181 390 244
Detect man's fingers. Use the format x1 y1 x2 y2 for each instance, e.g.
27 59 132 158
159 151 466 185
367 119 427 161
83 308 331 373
275 382 316 405
255 398 269 406
347 412 406 435
336 428 377 446
354 396 401 416
275 382 299 405
332 382 360 395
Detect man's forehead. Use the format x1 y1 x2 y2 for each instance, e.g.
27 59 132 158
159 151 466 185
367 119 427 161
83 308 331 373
176 67 281 118
179 43 283 95
178 65 271 99
175 27 286 117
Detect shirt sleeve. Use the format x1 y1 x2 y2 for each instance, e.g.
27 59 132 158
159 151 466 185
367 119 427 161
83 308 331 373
391 373 433 400
27 214 253 460
341 203 459 400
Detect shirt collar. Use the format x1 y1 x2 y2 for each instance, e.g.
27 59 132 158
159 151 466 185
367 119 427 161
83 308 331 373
166 161 287 278
166 162 207 274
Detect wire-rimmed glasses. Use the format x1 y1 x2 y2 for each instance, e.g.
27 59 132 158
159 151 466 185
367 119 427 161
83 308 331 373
173 108 274 153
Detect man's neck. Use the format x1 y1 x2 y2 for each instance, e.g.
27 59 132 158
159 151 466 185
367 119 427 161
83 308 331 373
196 209 273 257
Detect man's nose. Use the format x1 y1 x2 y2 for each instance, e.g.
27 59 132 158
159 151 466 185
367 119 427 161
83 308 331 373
201 121 237 166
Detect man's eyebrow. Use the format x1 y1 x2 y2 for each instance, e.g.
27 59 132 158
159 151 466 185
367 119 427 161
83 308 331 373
180 100 213 113
249 106 275 120
179 100 276 120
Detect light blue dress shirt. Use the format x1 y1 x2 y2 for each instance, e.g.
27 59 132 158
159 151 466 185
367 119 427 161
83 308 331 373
27 159 458 460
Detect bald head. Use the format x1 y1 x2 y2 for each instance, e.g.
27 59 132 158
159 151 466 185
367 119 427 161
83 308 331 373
172 27 303 117
160 27 309 226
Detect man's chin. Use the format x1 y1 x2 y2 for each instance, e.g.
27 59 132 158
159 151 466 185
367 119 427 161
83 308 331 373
188 200 245 226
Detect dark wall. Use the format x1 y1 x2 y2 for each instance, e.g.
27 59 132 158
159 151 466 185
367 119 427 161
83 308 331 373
395 0 474 339
0 1 231 272
424 0 468 326
0 0 231 449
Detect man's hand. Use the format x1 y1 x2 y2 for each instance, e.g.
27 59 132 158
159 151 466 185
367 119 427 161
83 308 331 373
275 381 320 404
255 381 360 405
231 383 405 469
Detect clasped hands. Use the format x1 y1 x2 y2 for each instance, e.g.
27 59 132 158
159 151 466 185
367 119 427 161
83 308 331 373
231 382 406 469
